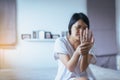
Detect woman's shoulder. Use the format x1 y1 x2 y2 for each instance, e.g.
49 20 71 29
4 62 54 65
55 37 67 43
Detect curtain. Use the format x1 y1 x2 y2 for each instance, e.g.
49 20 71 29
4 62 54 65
87 0 118 56
0 0 17 48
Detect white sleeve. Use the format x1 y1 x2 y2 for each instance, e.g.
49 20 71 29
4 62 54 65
53 38 69 60
89 46 96 64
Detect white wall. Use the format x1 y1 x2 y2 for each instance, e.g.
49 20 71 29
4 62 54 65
17 0 87 37
0 0 87 69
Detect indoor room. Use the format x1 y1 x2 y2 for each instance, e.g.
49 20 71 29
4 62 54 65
0 0 120 80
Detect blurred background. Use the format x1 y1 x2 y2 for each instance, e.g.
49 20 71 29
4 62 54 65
0 0 120 80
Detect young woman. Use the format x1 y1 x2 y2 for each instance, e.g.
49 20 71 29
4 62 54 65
54 13 96 80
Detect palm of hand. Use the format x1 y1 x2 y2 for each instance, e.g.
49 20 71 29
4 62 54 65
78 28 94 55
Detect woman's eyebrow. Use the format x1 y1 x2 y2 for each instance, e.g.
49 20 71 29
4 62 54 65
77 25 81 27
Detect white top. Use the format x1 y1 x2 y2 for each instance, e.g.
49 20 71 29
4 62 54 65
53 37 96 80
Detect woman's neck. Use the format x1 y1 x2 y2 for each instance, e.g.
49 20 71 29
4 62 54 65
67 36 80 50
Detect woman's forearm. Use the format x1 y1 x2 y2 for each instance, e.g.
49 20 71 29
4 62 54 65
67 52 80 72
80 54 89 72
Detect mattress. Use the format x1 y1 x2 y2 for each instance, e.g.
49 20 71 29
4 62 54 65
0 65 120 80
89 64 120 80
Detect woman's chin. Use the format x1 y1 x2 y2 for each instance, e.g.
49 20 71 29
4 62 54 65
75 37 80 41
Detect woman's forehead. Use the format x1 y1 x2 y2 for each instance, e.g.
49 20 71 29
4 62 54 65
74 20 87 26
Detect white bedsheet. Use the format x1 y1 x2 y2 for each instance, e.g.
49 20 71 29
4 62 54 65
0 65 120 80
89 64 120 80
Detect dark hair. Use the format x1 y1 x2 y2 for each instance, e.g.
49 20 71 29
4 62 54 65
68 12 90 35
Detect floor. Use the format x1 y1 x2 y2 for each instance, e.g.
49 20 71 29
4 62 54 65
0 67 57 80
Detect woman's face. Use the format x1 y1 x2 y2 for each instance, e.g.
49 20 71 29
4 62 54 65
70 19 88 41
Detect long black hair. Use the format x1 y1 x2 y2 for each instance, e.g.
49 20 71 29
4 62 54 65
68 12 90 35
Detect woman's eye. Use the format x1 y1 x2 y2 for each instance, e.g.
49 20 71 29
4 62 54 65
83 28 86 30
75 25 87 30
76 26 81 29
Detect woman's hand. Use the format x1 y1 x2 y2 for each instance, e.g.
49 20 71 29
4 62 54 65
76 28 94 55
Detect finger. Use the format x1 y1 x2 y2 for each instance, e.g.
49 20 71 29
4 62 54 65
89 31 95 44
83 30 86 42
79 46 91 55
81 44 92 50
80 42 91 47
91 36 95 44
89 30 93 42
86 28 89 41
80 29 83 43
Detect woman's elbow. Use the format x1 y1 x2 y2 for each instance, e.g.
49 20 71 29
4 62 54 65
67 65 75 72
80 65 88 72
80 67 86 72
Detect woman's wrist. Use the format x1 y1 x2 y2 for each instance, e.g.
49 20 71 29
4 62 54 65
81 51 89 56
74 51 81 56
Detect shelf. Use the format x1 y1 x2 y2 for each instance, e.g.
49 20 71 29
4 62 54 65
23 39 56 42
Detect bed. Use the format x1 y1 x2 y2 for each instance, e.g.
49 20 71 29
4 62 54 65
0 65 120 80
89 64 120 80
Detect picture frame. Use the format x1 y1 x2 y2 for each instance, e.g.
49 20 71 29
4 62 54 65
21 34 31 40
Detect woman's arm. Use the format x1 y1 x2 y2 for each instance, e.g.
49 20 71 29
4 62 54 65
80 54 89 72
80 53 95 72
59 51 80 72
79 28 95 72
